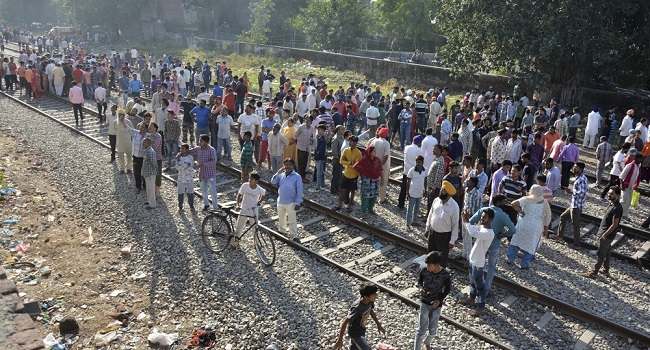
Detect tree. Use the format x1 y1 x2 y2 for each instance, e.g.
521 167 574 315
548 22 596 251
375 0 437 43
291 0 372 51
60 0 142 35
0 0 64 26
435 0 650 106
239 0 275 44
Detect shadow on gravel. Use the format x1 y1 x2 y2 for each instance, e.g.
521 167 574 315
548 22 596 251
110 169 191 323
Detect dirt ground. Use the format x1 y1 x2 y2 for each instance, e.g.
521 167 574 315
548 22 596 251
0 127 152 348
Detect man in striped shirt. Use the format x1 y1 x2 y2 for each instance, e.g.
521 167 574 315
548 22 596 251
557 162 588 248
498 164 528 202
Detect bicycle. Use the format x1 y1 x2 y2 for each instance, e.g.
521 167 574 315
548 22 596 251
200 205 276 266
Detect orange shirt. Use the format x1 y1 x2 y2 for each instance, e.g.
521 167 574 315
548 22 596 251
544 131 560 152
642 141 650 157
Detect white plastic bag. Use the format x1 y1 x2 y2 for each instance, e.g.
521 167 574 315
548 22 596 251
147 328 179 346
413 254 427 268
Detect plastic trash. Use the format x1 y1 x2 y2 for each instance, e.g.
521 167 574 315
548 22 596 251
15 243 31 253
377 343 399 350
372 242 384 250
0 188 16 195
1 229 14 236
147 328 179 346
413 254 427 268
42 333 58 347
94 330 119 346
87 227 93 244
120 243 133 254
48 215 56 222
3 219 19 224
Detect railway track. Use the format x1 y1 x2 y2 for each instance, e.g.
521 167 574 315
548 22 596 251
1 88 649 349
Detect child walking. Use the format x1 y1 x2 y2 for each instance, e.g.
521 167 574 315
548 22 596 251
334 282 387 350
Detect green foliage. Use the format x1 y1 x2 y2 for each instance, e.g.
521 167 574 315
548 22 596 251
239 0 275 44
435 0 649 104
61 0 142 32
375 0 437 42
291 0 372 51
0 0 64 26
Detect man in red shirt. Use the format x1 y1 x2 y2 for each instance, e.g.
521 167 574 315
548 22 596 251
223 87 236 117
72 64 84 85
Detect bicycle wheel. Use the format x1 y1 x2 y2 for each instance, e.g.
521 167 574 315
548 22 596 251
254 226 276 266
201 214 231 253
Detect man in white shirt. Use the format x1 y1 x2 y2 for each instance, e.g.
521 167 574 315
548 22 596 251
94 82 107 121
421 128 438 172
459 207 495 317
237 104 260 148
399 135 423 208
306 88 317 110
600 143 629 199
425 180 459 268
365 101 380 137
296 93 309 119
618 109 634 147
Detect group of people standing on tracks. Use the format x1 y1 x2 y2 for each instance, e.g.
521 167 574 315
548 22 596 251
3 34 650 349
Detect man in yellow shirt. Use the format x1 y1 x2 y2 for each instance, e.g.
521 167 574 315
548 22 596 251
333 135 362 211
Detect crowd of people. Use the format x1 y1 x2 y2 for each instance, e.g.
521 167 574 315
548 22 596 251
2 34 650 350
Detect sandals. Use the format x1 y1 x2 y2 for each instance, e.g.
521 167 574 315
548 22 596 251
459 297 475 305
581 271 597 278
469 307 488 317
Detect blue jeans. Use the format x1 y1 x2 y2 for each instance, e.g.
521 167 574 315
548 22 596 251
349 335 372 350
406 196 421 225
485 247 499 296
199 177 218 210
469 264 487 307
195 127 210 145
413 302 442 350
165 140 179 165
359 112 367 131
84 84 93 98
506 244 534 268
122 92 128 108
179 87 187 98
316 159 325 189
235 97 245 115
400 122 411 150
216 138 231 160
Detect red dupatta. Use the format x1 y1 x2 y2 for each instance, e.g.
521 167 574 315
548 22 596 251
353 146 382 179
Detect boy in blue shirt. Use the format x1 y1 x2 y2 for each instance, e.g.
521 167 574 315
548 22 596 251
311 125 327 191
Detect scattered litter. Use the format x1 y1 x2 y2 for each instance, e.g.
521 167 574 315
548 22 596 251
130 271 147 280
1 229 14 236
32 195 42 202
94 330 119 346
43 333 58 348
48 215 56 222
372 242 384 250
413 254 427 268
3 219 19 224
136 312 147 321
87 227 93 244
186 329 216 347
15 243 31 253
147 328 179 346
377 343 399 350
99 325 121 334
109 290 124 297
0 187 16 195
120 243 132 254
